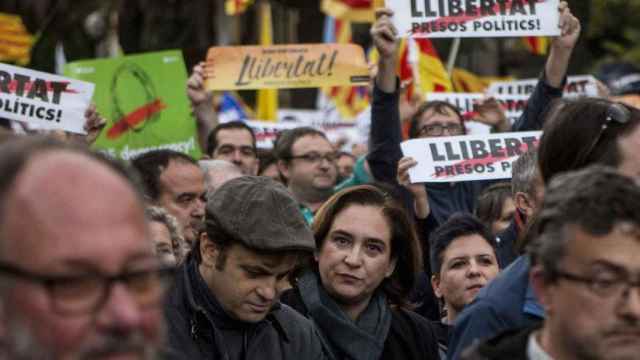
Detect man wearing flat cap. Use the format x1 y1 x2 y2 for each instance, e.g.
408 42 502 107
164 176 326 359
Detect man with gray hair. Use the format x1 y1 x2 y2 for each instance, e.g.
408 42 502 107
462 166 640 360
495 149 543 267
0 137 170 359
199 159 243 195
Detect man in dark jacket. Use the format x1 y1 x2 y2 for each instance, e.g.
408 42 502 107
462 166 640 360
164 176 326 359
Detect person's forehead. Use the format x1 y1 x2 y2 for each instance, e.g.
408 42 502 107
291 134 333 155
216 128 254 147
565 224 640 271
159 160 204 194
149 221 172 242
229 243 298 271
329 205 391 244
3 151 153 271
420 107 462 126
617 125 640 180
337 155 355 164
442 234 494 261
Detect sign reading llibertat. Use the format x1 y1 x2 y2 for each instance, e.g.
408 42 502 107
204 44 371 90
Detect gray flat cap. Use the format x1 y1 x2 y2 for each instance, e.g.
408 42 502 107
206 176 315 252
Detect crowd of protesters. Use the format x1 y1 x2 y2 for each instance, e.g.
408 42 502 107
1 2 640 360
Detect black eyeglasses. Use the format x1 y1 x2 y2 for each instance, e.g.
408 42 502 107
418 123 464 137
288 152 338 164
575 103 630 167
0 262 175 316
554 268 640 300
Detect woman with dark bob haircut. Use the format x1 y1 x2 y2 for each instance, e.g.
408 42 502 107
280 184 440 360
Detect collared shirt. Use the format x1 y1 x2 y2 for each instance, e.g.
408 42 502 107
527 331 554 360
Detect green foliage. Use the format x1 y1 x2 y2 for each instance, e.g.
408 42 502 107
586 0 640 67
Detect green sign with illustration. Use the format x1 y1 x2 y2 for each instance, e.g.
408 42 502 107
64 50 201 160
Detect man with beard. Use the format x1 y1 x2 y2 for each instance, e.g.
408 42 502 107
132 150 206 249
462 166 640 360
0 137 169 359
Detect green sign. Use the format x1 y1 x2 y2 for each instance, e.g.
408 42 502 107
64 50 201 160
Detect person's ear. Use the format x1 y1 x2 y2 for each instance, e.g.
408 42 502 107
530 265 554 314
199 232 218 268
277 159 291 181
385 257 398 278
514 192 534 218
431 274 443 299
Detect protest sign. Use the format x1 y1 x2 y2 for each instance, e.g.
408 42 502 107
64 50 200 160
426 92 529 132
386 0 560 38
204 43 370 90
488 75 599 97
0 63 94 133
401 131 541 182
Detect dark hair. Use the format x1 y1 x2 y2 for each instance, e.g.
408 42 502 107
337 151 356 161
312 184 423 308
475 182 513 232
409 101 465 139
130 150 197 201
525 166 640 281
429 213 497 275
257 148 278 175
273 126 328 162
538 98 640 185
206 121 257 156
0 136 143 243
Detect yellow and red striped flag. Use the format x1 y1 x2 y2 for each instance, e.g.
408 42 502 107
0 13 34 65
413 38 453 94
255 1 278 121
321 0 384 23
522 37 549 56
225 0 255 16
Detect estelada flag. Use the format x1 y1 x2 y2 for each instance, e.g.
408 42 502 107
321 0 384 23
225 0 255 15
451 68 499 93
522 36 549 56
0 13 34 65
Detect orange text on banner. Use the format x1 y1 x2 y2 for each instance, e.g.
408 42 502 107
204 44 370 91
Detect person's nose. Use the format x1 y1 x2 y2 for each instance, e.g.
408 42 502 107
95 282 143 334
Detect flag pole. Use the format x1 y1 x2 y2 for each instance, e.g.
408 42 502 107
446 38 461 77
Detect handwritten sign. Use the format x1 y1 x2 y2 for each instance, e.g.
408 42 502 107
401 131 541 182
488 75 599 97
0 63 94 133
387 0 560 38
204 44 370 90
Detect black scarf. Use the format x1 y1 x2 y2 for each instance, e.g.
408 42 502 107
298 271 391 360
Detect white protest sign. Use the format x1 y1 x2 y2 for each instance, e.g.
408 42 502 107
0 63 94 134
387 0 560 38
401 130 541 182
245 120 299 149
488 75 599 98
426 92 529 132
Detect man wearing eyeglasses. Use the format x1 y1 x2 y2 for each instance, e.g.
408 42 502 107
274 127 338 223
0 137 169 359
461 166 640 360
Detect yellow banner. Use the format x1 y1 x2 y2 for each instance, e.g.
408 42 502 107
0 13 34 65
204 44 370 90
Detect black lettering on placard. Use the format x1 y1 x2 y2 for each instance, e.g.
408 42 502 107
504 138 523 157
522 136 538 151
470 140 489 159
235 50 340 87
0 71 10 93
430 143 446 161
501 161 512 172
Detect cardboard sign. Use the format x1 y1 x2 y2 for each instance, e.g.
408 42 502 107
488 75 599 97
0 63 94 133
401 131 541 182
244 120 299 149
64 50 200 160
387 0 560 38
426 92 529 131
204 44 370 90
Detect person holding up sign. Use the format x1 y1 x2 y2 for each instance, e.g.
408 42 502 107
367 2 580 239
